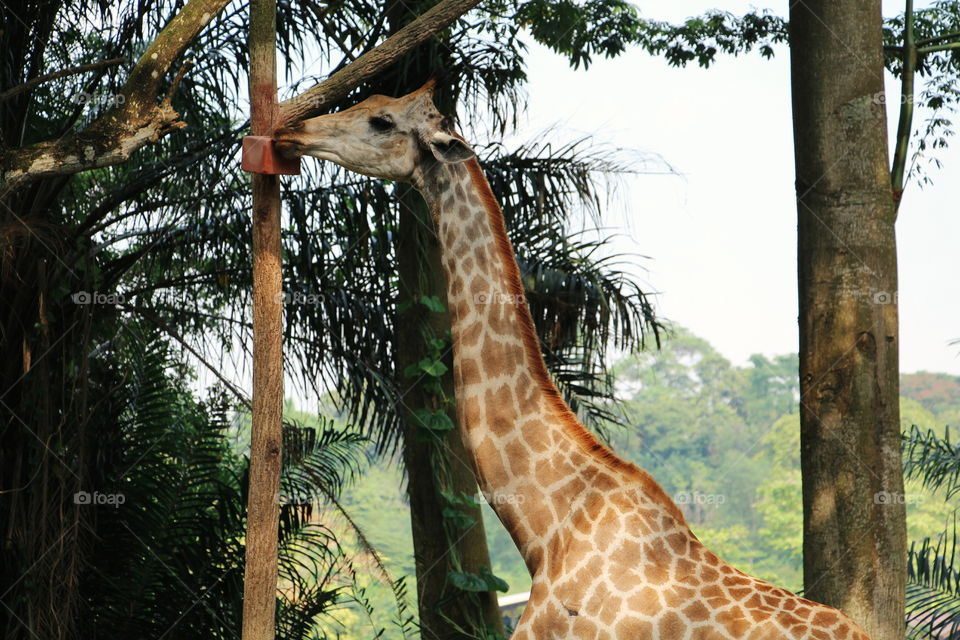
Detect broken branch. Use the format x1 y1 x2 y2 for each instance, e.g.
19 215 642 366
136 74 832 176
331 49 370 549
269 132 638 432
1 0 230 192
278 0 484 125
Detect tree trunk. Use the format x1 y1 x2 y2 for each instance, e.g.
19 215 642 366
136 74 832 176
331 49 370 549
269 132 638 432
241 1 284 639
396 185 506 639
789 3 906 639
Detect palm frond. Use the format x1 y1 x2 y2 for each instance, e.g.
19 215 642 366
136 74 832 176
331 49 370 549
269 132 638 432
907 529 960 639
77 329 374 639
904 425 960 499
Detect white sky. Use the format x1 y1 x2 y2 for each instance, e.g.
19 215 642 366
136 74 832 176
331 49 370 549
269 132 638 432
507 0 960 375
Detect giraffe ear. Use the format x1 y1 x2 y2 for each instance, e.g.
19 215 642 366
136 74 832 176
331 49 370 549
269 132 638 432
416 77 437 97
428 131 475 164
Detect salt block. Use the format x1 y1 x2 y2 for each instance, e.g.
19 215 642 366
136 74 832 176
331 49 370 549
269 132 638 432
241 135 301 175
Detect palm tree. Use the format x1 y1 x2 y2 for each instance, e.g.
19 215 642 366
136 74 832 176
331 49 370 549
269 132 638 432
903 425 960 639
1 0 663 637
76 330 372 639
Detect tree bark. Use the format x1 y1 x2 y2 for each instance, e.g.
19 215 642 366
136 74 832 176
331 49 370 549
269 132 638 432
789 2 906 639
0 0 483 191
277 0 483 124
0 0 231 190
242 1 284 640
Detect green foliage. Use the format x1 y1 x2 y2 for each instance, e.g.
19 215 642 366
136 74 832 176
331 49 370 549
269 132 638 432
903 372 960 422
905 425 960 500
749 414 803 581
907 532 960 640
613 333 782 471
900 395 960 638
412 407 458 433
601 329 803 587
419 295 447 313
514 3 788 70
754 473 803 568
448 567 510 593
634 10 787 68
77 332 371 639
81 337 247 638
604 329 960 596
882 1 960 188
514 0 643 69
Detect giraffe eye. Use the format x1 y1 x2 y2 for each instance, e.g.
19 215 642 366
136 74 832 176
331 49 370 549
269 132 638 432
440 116 454 131
369 116 395 132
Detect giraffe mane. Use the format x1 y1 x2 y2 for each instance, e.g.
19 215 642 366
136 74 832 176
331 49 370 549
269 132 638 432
463 158 688 526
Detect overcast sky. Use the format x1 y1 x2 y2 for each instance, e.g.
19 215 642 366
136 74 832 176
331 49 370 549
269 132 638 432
507 0 960 375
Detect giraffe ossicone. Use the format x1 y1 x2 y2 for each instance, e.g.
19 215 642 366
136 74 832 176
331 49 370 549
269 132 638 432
275 81 873 640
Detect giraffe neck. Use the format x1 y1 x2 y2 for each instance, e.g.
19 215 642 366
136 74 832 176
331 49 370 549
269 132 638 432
416 159 650 574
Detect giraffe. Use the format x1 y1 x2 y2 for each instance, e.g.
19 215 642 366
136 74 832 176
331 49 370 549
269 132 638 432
274 81 874 640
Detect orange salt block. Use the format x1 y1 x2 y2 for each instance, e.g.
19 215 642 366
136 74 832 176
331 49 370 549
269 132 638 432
241 135 301 175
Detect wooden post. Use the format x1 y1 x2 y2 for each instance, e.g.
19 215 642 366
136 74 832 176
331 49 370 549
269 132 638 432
232 2 485 637
241 0 284 638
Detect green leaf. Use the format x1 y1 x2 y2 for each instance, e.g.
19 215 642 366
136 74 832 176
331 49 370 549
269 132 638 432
442 507 475 529
418 357 448 377
411 408 434 430
428 411 456 432
422 379 443 397
448 571 488 592
448 567 509 593
480 566 510 592
420 295 446 313
411 408 456 433
440 489 481 508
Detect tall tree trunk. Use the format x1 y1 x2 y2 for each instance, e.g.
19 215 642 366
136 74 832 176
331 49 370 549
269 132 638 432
789 3 906 639
241 1 284 639
396 188 506 639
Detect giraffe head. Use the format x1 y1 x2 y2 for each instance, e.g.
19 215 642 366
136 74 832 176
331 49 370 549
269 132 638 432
274 80 475 183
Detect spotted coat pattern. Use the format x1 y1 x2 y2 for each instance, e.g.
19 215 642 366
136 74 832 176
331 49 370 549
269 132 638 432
277 83 875 640
419 159 872 640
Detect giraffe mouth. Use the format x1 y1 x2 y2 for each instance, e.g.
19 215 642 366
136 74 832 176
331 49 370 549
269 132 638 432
278 143 365 175
273 137 303 158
